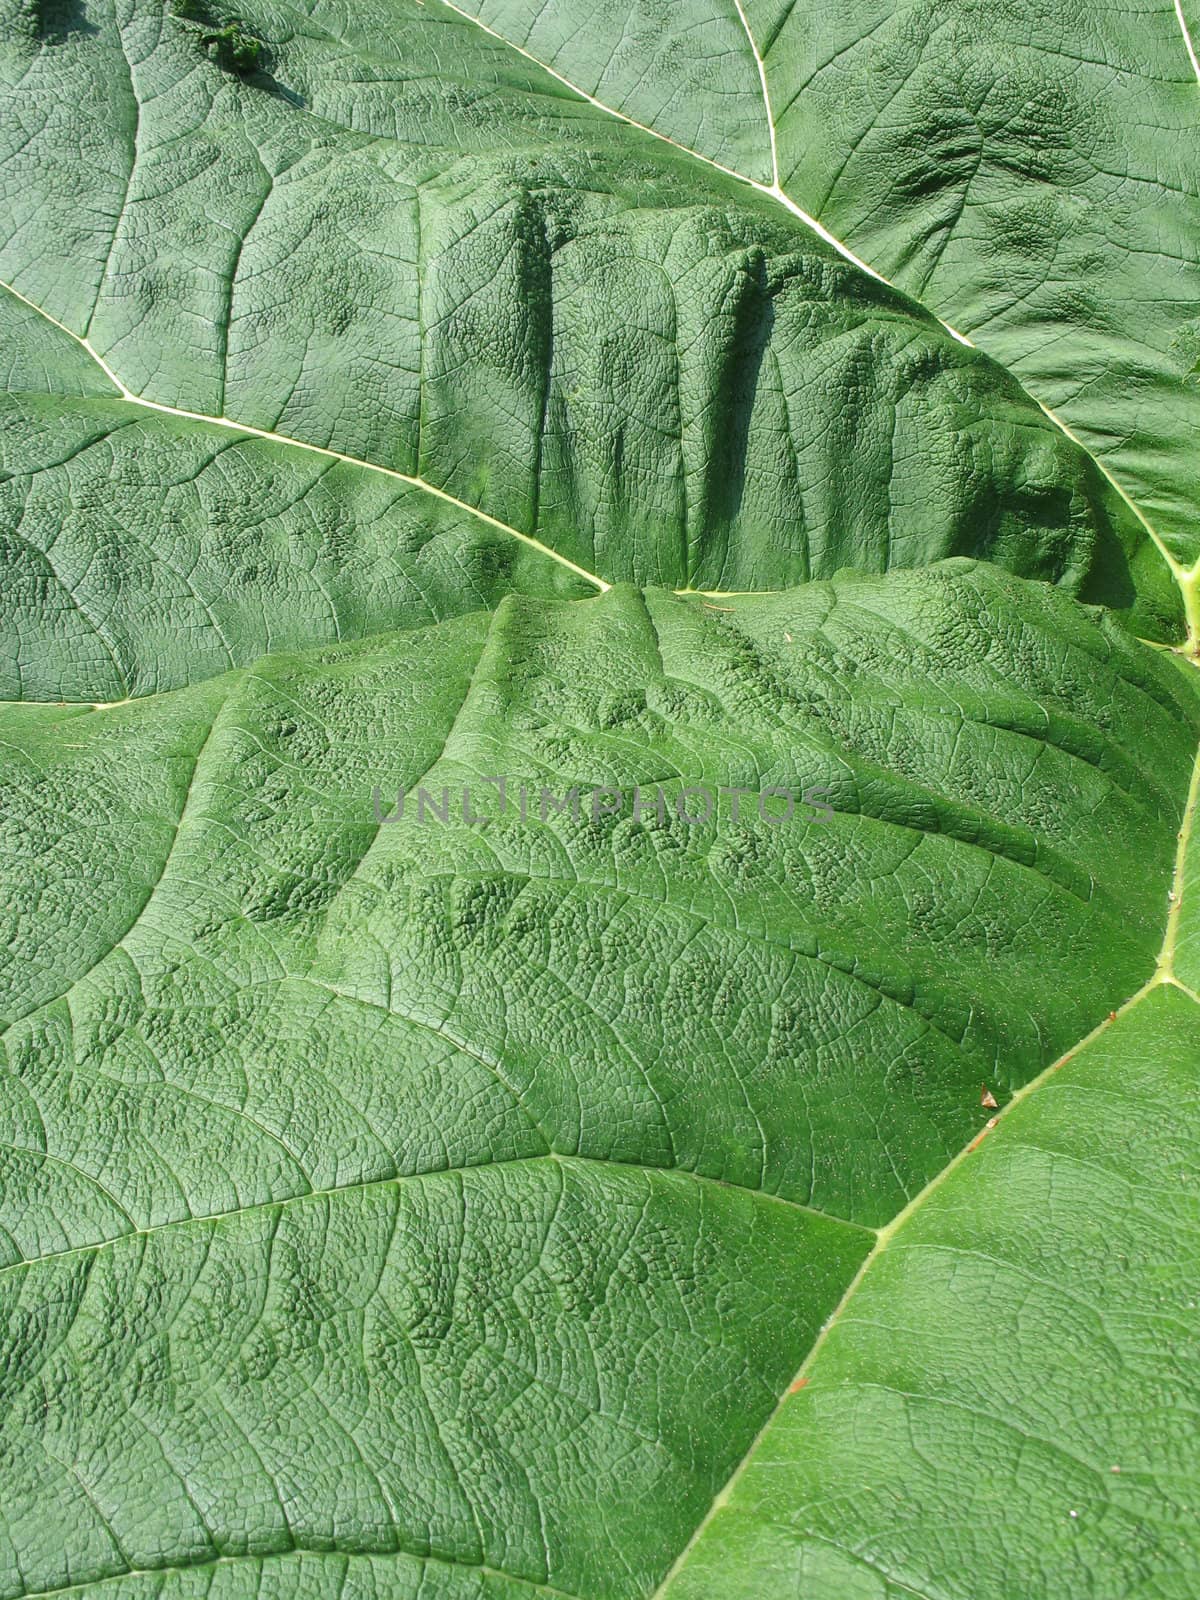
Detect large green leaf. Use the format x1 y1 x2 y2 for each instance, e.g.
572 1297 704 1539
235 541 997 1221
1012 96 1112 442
450 0 1200 568
660 982 1200 1599
1 565 1198 1597
2 4 1199 1599
0 0 1184 659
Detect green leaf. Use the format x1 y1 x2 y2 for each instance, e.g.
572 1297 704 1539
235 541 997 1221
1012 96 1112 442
0 0 1184 673
449 0 1200 568
0 284 593 702
1 564 1197 1596
753 0 1200 569
659 982 1200 1600
2 3 1200 1598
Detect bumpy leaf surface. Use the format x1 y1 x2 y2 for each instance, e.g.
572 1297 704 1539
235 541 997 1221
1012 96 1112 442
661 986 1200 1599
2 566 1198 1597
0 3 1198 1599
0 0 1185 654
453 0 1200 564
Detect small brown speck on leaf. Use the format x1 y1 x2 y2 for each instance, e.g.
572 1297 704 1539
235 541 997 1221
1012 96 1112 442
789 1376 809 1394
980 1084 998 1109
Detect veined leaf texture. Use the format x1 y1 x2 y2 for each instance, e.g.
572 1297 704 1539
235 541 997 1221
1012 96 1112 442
0 2 1197 1595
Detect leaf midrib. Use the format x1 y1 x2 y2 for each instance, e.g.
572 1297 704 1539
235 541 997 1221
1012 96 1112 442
1174 0 1200 78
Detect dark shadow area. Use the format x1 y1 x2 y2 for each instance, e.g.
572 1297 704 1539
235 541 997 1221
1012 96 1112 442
246 67 305 107
702 248 775 533
32 0 97 45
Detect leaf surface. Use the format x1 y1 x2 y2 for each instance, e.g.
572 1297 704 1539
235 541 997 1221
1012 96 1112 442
1 4 1199 1598
0 0 1183 675
1 565 1198 1597
450 0 1200 565
660 982 1200 1600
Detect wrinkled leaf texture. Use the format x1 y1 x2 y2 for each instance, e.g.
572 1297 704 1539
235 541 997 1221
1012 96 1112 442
0 2 1197 1598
